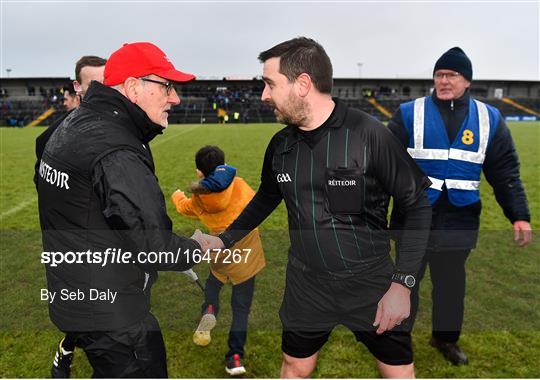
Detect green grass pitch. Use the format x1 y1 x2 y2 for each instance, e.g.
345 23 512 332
0 122 538 377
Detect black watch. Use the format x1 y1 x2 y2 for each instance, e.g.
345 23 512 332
391 272 416 288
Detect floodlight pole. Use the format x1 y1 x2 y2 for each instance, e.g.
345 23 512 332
357 63 363 78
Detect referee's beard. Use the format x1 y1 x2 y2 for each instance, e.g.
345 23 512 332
273 92 309 127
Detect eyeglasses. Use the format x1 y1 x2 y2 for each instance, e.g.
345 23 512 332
140 78 175 95
434 72 462 81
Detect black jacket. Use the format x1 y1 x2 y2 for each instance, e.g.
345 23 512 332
37 81 200 331
388 91 530 250
33 110 72 188
221 98 432 278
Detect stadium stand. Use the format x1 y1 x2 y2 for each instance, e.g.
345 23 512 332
1 77 69 126
1 78 538 126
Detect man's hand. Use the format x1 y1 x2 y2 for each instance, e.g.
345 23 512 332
191 229 209 250
373 282 411 335
513 220 532 247
201 233 225 251
190 230 226 251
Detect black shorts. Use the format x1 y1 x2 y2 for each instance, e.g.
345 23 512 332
279 261 413 365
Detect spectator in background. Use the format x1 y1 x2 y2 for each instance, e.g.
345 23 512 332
62 83 80 111
73 55 107 98
35 56 106 182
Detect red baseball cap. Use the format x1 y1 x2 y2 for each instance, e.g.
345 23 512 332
104 42 195 86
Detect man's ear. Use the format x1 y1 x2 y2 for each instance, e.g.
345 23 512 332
295 73 312 98
123 77 140 102
73 80 82 95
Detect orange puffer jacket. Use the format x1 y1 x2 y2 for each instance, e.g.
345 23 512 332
171 177 265 284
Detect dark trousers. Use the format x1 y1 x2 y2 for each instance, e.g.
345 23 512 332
62 333 76 351
201 272 255 359
69 313 167 378
411 249 471 343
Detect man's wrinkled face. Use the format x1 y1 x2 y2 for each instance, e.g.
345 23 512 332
75 65 105 98
261 57 308 126
434 69 470 100
135 74 180 128
62 90 80 111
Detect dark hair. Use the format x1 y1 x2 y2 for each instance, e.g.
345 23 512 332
62 83 76 96
75 56 107 83
258 37 333 94
195 146 225 177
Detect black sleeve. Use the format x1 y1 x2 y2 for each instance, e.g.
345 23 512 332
369 120 431 209
393 193 432 275
368 121 432 275
483 118 530 223
93 149 201 272
386 107 409 147
220 135 283 248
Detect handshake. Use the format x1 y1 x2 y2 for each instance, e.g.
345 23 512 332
191 229 225 251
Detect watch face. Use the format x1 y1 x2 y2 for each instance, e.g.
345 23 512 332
404 275 416 288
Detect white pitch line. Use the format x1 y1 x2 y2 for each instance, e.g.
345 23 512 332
151 125 200 148
0 127 199 221
0 196 37 220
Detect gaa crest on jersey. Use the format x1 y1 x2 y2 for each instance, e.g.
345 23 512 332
277 173 292 183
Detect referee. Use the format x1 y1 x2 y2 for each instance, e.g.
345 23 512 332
206 37 433 378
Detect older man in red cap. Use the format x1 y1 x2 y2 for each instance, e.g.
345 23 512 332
37 42 203 378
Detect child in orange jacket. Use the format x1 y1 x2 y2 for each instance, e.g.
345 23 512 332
171 146 264 376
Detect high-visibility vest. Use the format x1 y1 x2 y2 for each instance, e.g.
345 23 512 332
400 96 499 206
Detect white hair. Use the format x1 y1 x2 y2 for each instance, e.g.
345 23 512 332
111 84 124 92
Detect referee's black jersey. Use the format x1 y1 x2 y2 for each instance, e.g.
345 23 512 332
224 98 430 277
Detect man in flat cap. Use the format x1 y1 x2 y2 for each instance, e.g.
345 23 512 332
388 47 531 365
37 42 204 377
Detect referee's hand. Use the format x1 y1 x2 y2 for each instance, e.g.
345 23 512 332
373 282 411 335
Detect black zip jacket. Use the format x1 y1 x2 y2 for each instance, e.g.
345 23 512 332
388 91 530 250
33 110 72 189
220 98 432 278
37 81 200 331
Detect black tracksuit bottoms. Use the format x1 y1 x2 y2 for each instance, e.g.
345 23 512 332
69 312 167 378
411 249 471 343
